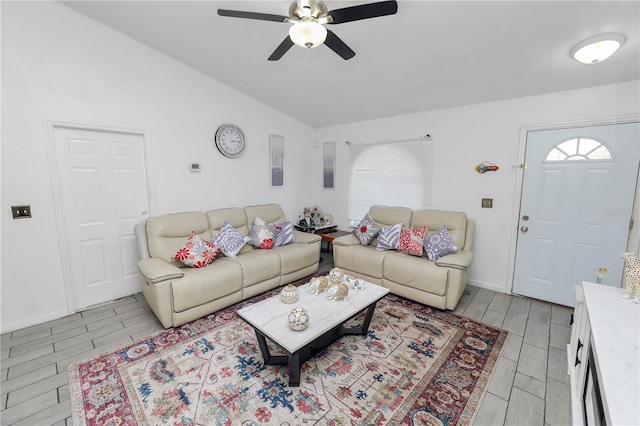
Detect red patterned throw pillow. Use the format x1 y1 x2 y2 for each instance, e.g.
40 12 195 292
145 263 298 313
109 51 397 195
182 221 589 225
399 226 428 256
172 231 221 268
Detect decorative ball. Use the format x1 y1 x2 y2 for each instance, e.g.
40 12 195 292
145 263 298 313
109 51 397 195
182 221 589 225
280 284 299 304
329 267 345 283
288 307 309 331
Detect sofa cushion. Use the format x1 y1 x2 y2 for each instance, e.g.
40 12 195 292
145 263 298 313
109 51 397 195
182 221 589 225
424 225 461 261
247 218 276 249
230 249 281 287
146 212 211 267
171 259 243 313
273 220 295 246
353 213 381 245
369 205 413 227
377 223 403 250
211 222 251 257
411 209 467 249
399 226 427 256
244 203 287 227
274 242 319 275
173 231 221 268
332 245 386 280
383 251 449 296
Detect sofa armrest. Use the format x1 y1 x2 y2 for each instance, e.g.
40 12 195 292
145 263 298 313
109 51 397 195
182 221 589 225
435 250 473 270
293 230 321 244
137 258 184 284
332 234 359 247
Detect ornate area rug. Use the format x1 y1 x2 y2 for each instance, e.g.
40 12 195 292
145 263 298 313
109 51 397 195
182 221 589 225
69 281 507 426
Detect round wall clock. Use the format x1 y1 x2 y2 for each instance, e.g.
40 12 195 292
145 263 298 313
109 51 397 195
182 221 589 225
215 124 246 158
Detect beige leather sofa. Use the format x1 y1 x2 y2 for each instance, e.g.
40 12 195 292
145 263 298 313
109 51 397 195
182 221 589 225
333 205 474 310
134 204 321 328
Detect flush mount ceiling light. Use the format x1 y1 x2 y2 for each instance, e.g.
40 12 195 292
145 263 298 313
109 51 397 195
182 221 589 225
289 19 327 48
571 33 625 64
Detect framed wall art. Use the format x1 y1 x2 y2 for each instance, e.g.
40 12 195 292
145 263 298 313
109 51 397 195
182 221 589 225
269 134 285 187
323 141 335 189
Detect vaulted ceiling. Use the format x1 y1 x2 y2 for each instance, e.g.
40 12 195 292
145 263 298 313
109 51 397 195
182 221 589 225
63 1 640 128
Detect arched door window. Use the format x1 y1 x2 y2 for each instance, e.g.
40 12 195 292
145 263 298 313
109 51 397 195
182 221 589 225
545 137 612 162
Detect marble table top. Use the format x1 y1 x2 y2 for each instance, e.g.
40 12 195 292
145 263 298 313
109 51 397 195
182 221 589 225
582 281 639 426
238 280 389 354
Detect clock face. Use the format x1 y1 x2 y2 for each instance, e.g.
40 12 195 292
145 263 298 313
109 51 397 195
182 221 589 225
215 124 246 158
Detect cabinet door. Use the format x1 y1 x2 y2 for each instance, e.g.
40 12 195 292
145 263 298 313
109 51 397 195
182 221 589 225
575 311 592 407
568 285 585 377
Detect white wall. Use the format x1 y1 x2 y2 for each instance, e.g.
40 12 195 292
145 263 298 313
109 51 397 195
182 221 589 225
314 81 640 294
0 2 316 333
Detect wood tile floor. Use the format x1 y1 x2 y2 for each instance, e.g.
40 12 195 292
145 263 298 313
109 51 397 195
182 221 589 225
1 256 573 425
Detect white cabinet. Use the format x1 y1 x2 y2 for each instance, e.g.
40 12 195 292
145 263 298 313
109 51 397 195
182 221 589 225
568 282 640 426
567 284 592 425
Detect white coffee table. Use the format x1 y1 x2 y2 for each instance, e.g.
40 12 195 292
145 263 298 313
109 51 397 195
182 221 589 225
237 280 389 386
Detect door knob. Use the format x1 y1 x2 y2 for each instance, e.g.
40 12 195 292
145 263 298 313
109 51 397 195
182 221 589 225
520 226 528 233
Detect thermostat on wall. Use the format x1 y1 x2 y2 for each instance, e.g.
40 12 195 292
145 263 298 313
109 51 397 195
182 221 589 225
189 163 201 173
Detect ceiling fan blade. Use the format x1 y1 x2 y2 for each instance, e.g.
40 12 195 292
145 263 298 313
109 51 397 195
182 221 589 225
217 9 289 23
327 0 398 24
268 37 295 61
324 30 355 60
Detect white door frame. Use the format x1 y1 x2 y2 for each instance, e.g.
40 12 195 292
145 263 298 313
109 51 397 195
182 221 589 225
44 120 156 314
506 113 640 294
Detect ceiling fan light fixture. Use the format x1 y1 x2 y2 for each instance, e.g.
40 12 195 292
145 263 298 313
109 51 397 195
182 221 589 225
571 33 625 64
289 20 327 48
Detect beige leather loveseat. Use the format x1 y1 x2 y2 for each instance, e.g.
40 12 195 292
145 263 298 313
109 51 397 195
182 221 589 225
333 205 474 310
134 204 321 328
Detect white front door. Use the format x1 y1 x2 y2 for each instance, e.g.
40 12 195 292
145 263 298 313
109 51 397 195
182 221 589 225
51 125 150 310
513 122 639 307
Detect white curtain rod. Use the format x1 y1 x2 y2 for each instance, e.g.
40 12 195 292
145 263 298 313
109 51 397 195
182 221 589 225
345 134 432 147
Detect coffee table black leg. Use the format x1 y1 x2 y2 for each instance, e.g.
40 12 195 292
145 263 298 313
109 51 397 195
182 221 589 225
360 301 378 335
254 330 274 364
254 329 301 387
288 352 301 387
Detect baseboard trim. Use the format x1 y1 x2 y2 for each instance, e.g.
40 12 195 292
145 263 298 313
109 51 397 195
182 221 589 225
1 308 70 334
468 279 508 294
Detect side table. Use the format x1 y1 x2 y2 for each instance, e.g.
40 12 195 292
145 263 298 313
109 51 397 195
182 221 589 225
315 229 350 253
293 224 337 234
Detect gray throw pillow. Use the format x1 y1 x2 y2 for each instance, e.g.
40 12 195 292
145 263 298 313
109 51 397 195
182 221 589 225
211 221 251 257
376 223 402 250
273 220 295 246
424 225 461 261
352 213 381 246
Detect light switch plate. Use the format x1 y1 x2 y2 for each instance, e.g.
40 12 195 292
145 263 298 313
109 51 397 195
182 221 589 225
481 198 493 208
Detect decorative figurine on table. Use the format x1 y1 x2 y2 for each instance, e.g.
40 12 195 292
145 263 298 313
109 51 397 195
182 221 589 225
327 282 349 301
280 284 299 304
621 252 640 303
309 276 329 294
288 307 309 331
328 267 345 284
346 276 365 290
299 209 312 227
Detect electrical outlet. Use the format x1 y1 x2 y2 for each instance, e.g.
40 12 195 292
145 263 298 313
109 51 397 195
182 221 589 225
481 198 493 208
12 205 31 219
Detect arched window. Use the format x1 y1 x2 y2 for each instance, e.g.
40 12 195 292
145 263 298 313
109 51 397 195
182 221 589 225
545 137 612 162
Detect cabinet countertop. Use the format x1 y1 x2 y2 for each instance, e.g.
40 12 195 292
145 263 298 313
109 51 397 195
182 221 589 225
582 281 639 426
